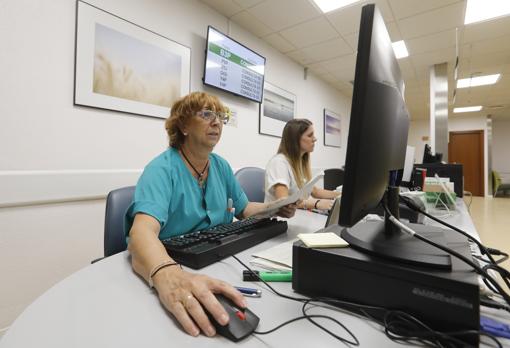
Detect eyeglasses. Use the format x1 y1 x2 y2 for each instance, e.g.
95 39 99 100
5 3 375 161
196 110 231 125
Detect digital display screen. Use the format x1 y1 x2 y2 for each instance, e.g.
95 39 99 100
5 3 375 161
203 26 265 103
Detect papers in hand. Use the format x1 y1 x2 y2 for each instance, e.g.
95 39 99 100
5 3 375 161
297 232 349 248
254 172 324 218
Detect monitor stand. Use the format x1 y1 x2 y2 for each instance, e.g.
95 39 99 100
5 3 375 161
341 220 452 270
341 186 452 270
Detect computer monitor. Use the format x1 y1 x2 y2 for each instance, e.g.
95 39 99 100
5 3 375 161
423 144 443 163
338 4 451 269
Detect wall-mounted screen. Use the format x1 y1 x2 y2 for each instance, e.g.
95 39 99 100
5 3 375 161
203 26 265 103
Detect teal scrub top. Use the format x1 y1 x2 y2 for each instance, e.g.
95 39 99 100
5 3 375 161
125 147 249 240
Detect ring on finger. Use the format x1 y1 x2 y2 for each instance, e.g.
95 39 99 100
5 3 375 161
182 294 194 308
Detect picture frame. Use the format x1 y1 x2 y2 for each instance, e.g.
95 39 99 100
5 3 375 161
323 108 341 147
259 82 296 138
74 1 191 119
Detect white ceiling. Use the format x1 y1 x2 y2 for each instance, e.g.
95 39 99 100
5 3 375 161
200 0 510 120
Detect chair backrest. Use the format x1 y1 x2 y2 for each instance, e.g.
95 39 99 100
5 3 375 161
104 186 135 257
235 167 265 203
324 168 344 191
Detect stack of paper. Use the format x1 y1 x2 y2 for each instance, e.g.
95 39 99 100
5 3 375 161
297 233 349 248
250 239 295 271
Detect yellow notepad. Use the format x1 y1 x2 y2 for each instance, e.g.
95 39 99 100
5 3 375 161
297 233 349 248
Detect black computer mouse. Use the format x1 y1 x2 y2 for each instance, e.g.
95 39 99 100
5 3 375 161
207 294 260 342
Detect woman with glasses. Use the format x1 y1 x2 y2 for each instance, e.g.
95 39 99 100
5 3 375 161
265 118 340 211
125 92 297 338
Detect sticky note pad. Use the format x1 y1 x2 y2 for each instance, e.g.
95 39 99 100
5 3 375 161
297 233 349 248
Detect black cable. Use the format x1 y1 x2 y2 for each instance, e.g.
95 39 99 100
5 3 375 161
231 255 360 345
232 255 503 347
399 195 510 291
480 296 510 313
387 200 510 308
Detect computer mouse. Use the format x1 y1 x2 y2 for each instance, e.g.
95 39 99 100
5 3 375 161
207 294 260 342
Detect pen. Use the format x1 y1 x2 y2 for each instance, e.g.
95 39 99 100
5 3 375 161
234 286 262 297
227 198 235 213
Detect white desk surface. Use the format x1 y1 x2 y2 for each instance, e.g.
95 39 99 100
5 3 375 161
2 202 509 347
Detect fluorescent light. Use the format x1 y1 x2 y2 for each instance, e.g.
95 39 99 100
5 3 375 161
456 74 501 88
311 0 360 13
464 0 510 24
453 106 483 113
392 40 409 59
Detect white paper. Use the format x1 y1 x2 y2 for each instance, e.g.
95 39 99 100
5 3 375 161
251 239 296 269
254 172 324 218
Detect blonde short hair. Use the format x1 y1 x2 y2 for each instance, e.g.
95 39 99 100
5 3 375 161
165 92 227 148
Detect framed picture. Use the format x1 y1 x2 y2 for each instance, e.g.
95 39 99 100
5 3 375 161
324 109 341 147
74 1 191 119
259 82 296 137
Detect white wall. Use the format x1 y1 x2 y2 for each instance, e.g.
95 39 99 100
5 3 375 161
408 115 489 196
492 119 510 174
0 0 351 331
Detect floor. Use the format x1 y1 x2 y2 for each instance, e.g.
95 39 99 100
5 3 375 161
465 195 510 272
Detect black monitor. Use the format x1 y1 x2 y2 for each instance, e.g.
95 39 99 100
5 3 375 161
423 144 443 163
338 4 451 270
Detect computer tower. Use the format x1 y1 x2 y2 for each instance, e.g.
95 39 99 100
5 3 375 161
292 223 479 346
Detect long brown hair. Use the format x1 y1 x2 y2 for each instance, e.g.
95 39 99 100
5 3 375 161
277 119 313 188
165 92 227 148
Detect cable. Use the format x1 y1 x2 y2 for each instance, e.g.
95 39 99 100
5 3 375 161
387 199 510 306
232 255 503 347
480 296 510 313
463 190 473 212
399 194 510 290
231 255 360 345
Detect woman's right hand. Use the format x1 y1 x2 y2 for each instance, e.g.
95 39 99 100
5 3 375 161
152 266 247 337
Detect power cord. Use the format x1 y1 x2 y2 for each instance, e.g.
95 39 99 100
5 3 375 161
385 200 510 308
399 194 510 292
232 255 501 347
463 190 473 212
231 255 359 345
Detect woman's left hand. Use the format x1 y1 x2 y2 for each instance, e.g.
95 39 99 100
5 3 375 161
276 202 298 218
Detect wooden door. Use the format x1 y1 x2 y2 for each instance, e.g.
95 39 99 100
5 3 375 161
448 130 484 196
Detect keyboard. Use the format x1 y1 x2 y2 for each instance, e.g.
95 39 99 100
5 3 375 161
161 217 288 269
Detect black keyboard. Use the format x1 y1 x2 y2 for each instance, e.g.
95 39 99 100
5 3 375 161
162 217 288 269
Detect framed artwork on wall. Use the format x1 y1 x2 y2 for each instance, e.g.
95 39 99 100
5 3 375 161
324 108 341 147
259 82 296 138
74 1 191 119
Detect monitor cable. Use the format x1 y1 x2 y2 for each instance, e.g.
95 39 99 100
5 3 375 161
231 255 360 346
232 255 502 347
399 194 510 292
385 199 510 308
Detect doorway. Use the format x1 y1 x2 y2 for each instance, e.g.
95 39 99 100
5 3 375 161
448 130 484 196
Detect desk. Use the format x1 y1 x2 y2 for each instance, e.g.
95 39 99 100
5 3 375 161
1 203 509 347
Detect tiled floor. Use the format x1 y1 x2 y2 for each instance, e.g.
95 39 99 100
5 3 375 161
465 195 510 272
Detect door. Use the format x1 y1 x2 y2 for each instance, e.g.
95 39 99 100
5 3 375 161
448 130 484 196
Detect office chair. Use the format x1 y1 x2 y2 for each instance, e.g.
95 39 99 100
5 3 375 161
493 170 510 197
323 168 344 191
103 186 135 258
234 167 265 203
